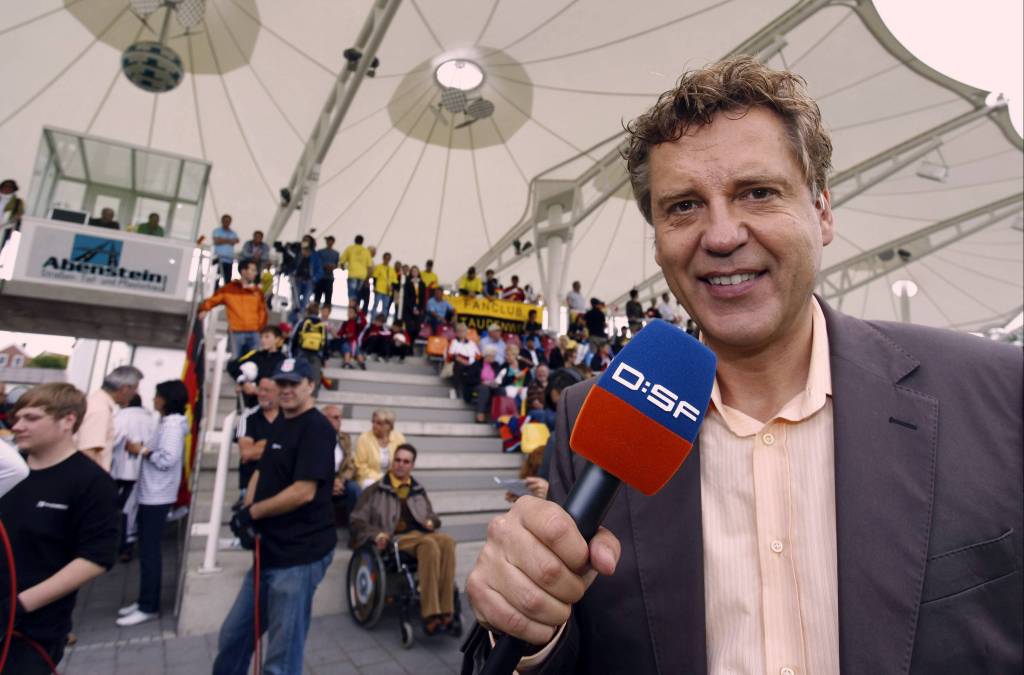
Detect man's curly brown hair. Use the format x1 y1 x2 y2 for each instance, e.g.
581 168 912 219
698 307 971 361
624 55 833 224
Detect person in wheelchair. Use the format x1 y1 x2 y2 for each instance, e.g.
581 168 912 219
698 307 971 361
350 443 457 635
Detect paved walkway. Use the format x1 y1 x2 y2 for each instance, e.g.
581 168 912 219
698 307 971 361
58 527 468 674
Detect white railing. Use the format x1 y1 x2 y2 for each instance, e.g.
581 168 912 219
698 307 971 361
198 409 237 574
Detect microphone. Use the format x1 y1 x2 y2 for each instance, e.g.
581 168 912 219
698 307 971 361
482 319 716 674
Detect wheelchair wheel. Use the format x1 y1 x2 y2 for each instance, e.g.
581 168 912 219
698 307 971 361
401 621 415 649
347 545 386 628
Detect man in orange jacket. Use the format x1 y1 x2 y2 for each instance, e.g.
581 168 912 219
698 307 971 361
198 259 268 358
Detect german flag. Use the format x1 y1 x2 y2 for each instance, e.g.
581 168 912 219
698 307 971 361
176 318 205 507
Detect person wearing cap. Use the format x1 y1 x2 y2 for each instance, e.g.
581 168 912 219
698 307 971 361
314 236 340 308
213 357 337 675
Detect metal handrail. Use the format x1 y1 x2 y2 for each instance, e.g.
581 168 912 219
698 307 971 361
199 409 237 574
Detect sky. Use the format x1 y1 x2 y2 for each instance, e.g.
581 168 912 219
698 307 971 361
2 1 1022 360
875 0 1024 135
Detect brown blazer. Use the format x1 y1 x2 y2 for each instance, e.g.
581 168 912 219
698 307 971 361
463 301 1022 674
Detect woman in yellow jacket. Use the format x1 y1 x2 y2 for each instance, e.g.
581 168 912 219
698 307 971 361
353 408 406 488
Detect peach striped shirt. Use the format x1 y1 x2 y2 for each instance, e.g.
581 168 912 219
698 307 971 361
701 298 839 675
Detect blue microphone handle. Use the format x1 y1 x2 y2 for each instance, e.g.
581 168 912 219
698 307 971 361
482 463 622 675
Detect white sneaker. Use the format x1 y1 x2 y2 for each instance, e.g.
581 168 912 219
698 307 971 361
117 603 138 617
116 609 158 626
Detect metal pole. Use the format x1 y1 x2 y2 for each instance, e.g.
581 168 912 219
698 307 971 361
297 163 321 240
199 410 236 574
899 287 911 324
205 336 228 437
544 204 565 333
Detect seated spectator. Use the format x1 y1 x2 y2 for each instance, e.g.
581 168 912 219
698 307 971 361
425 286 454 333
110 394 157 562
522 310 543 341
335 304 367 370
525 364 550 420
587 341 613 373
547 335 569 371
240 230 271 272
521 335 547 368
353 408 406 488
447 323 481 400
391 319 412 363
361 314 394 362
471 346 502 423
500 344 533 403
500 275 525 303
523 284 539 305
457 266 483 296
321 404 359 527
227 324 286 409
290 302 327 393
612 326 631 355
89 207 120 230
198 259 268 360
116 380 188 627
565 280 586 324
135 212 164 237
645 297 661 319
350 444 456 635
483 269 500 298
584 297 608 341
479 324 507 366
567 314 588 343
625 288 644 333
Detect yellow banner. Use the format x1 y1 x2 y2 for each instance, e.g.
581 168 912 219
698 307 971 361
449 296 542 332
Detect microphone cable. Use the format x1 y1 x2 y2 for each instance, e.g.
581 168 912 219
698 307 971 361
0 518 60 674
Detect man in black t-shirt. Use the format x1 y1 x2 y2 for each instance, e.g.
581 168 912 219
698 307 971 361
213 358 336 675
0 383 118 674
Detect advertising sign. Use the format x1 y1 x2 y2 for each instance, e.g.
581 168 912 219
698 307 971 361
449 295 543 333
12 217 190 299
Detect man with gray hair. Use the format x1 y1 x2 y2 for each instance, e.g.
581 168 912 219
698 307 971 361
77 365 143 472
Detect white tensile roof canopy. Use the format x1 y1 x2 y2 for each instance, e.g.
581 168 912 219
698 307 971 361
1 0 1021 332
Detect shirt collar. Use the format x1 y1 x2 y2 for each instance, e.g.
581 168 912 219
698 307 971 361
707 297 832 435
388 472 411 489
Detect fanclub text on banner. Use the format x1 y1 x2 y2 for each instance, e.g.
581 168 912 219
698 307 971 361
450 296 542 333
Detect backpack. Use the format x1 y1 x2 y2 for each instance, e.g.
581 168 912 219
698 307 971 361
299 318 326 352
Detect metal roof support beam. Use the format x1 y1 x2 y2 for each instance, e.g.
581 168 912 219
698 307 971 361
817 193 1023 301
266 0 403 242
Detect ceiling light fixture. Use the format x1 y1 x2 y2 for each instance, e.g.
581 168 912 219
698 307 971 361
435 59 484 91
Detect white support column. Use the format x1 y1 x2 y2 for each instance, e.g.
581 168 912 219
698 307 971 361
898 287 911 324
544 204 566 334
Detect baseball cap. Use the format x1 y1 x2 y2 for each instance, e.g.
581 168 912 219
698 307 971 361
272 357 315 383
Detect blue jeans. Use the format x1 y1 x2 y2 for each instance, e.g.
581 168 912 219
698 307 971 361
289 279 314 324
138 503 172 613
213 548 334 675
372 293 392 320
346 277 364 306
232 331 260 360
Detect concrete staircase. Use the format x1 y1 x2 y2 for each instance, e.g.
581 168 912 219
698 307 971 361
178 337 514 635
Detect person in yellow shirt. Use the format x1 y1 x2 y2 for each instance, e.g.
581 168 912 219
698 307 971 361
457 266 483 296
420 259 439 290
353 409 406 488
371 252 397 319
339 234 373 305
